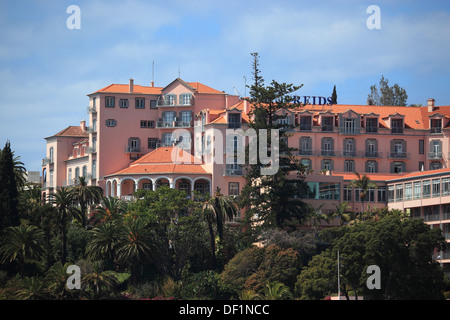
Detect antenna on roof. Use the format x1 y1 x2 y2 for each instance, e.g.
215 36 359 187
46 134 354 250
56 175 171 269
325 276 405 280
178 62 181 78
244 76 247 97
151 61 155 87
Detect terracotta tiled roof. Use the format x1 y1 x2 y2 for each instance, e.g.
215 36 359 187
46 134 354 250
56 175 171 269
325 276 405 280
331 172 405 182
105 147 209 177
386 168 450 182
46 126 88 139
92 84 162 95
187 82 224 94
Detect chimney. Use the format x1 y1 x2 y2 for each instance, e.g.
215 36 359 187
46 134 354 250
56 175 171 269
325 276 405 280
129 78 134 93
244 100 250 114
151 81 154 87
80 119 86 132
427 98 435 112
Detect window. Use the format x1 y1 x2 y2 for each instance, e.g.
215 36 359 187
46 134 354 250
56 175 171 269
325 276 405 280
136 98 145 109
105 119 117 127
343 185 352 201
82 165 87 178
300 158 312 170
49 147 54 163
395 184 403 202
148 138 158 149
430 119 442 134
430 162 442 170
322 116 333 131
423 180 431 198
321 137 334 156
419 140 424 154
366 118 378 133
180 111 192 125
299 116 312 131
141 120 155 128
442 178 450 196
127 138 140 153
180 93 192 106
392 161 405 173
300 137 312 155
164 94 176 105
162 133 174 146
228 113 241 129
343 139 355 156
68 169 72 185
344 160 355 172
404 183 412 201
105 96 115 108
377 186 386 203
305 182 340 200
92 160 96 179
366 139 377 157
321 159 333 171
178 179 190 194
366 160 377 173
414 182 421 199
391 118 403 133
119 99 129 108
388 185 395 202
229 182 240 196
50 170 53 187
177 132 191 149
163 111 175 124
432 179 440 197
75 167 80 180
367 188 376 202
419 162 425 171
150 100 157 109
342 118 358 134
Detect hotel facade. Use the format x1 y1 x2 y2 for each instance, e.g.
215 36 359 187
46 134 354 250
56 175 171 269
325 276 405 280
42 78 450 271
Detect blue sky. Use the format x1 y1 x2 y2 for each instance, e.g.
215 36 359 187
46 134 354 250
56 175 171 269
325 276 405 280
1 0 450 172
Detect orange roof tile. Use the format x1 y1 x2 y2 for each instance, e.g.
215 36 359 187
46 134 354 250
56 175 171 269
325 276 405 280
331 172 404 182
105 147 209 177
187 82 224 94
46 126 89 139
91 84 162 95
386 168 450 182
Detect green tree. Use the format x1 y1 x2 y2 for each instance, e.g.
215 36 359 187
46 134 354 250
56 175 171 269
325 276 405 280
258 281 293 300
15 277 51 300
330 202 353 226
81 262 119 299
0 225 45 275
48 187 77 264
45 262 79 300
202 187 238 270
240 52 310 232
71 176 103 227
0 141 20 233
367 75 408 106
86 221 124 270
331 85 337 104
349 172 377 215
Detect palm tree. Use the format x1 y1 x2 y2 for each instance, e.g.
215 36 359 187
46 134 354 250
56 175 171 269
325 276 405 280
0 225 45 275
349 172 377 215
306 203 329 231
92 196 126 223
86 221 124 269
81 262 119 299
45 262 78 300
71 176 103 227
12 151 27 190
331 202 353 226
116 217 152 284
258 282 293 300
49 187 76 264
201 187 238 269
15 277 51 300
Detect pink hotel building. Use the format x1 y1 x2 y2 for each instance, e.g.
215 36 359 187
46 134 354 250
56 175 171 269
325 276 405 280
42 78 450 272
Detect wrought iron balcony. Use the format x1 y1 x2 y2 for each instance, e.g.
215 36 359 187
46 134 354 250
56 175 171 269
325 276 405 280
388 152 410 159
427 152 442 160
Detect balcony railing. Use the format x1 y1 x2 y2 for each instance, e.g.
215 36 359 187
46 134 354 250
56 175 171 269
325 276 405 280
339 128 360 135
427 152 442 160
86 146 96 154
157 100 193 107
87 106 97 114
224 167 243 176
86 126 97 133
321 125 334 132
156 121 193 128
319 150 337 157
125 146 141 153
391 127 404 134
430 127 442 134
298 149 314 156
364 151 383 158
42 157 53 166
299 125 312 131
388 152 410 159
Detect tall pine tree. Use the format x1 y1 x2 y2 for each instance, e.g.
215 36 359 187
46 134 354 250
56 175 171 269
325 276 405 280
239 53 310 233
331 85 337 105
0 141 21 234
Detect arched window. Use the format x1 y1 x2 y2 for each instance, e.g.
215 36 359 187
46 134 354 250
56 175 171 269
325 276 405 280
49 147 54 163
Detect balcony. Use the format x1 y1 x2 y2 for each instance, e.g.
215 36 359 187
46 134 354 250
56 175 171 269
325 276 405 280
125 146 141 153
427 152 442 160
318 150 337 157
42 157 53 166
87 106 97 114
339 127 360 135
321 125 334 132
86 126 97 133
298 149 314 156
299 124 312 131
430 127 442 134
156 121 193 128
388 152 410 159
364 151 383 158
224 166 243 176
157 100 193 107
391 127 404 134
86 146 96 154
